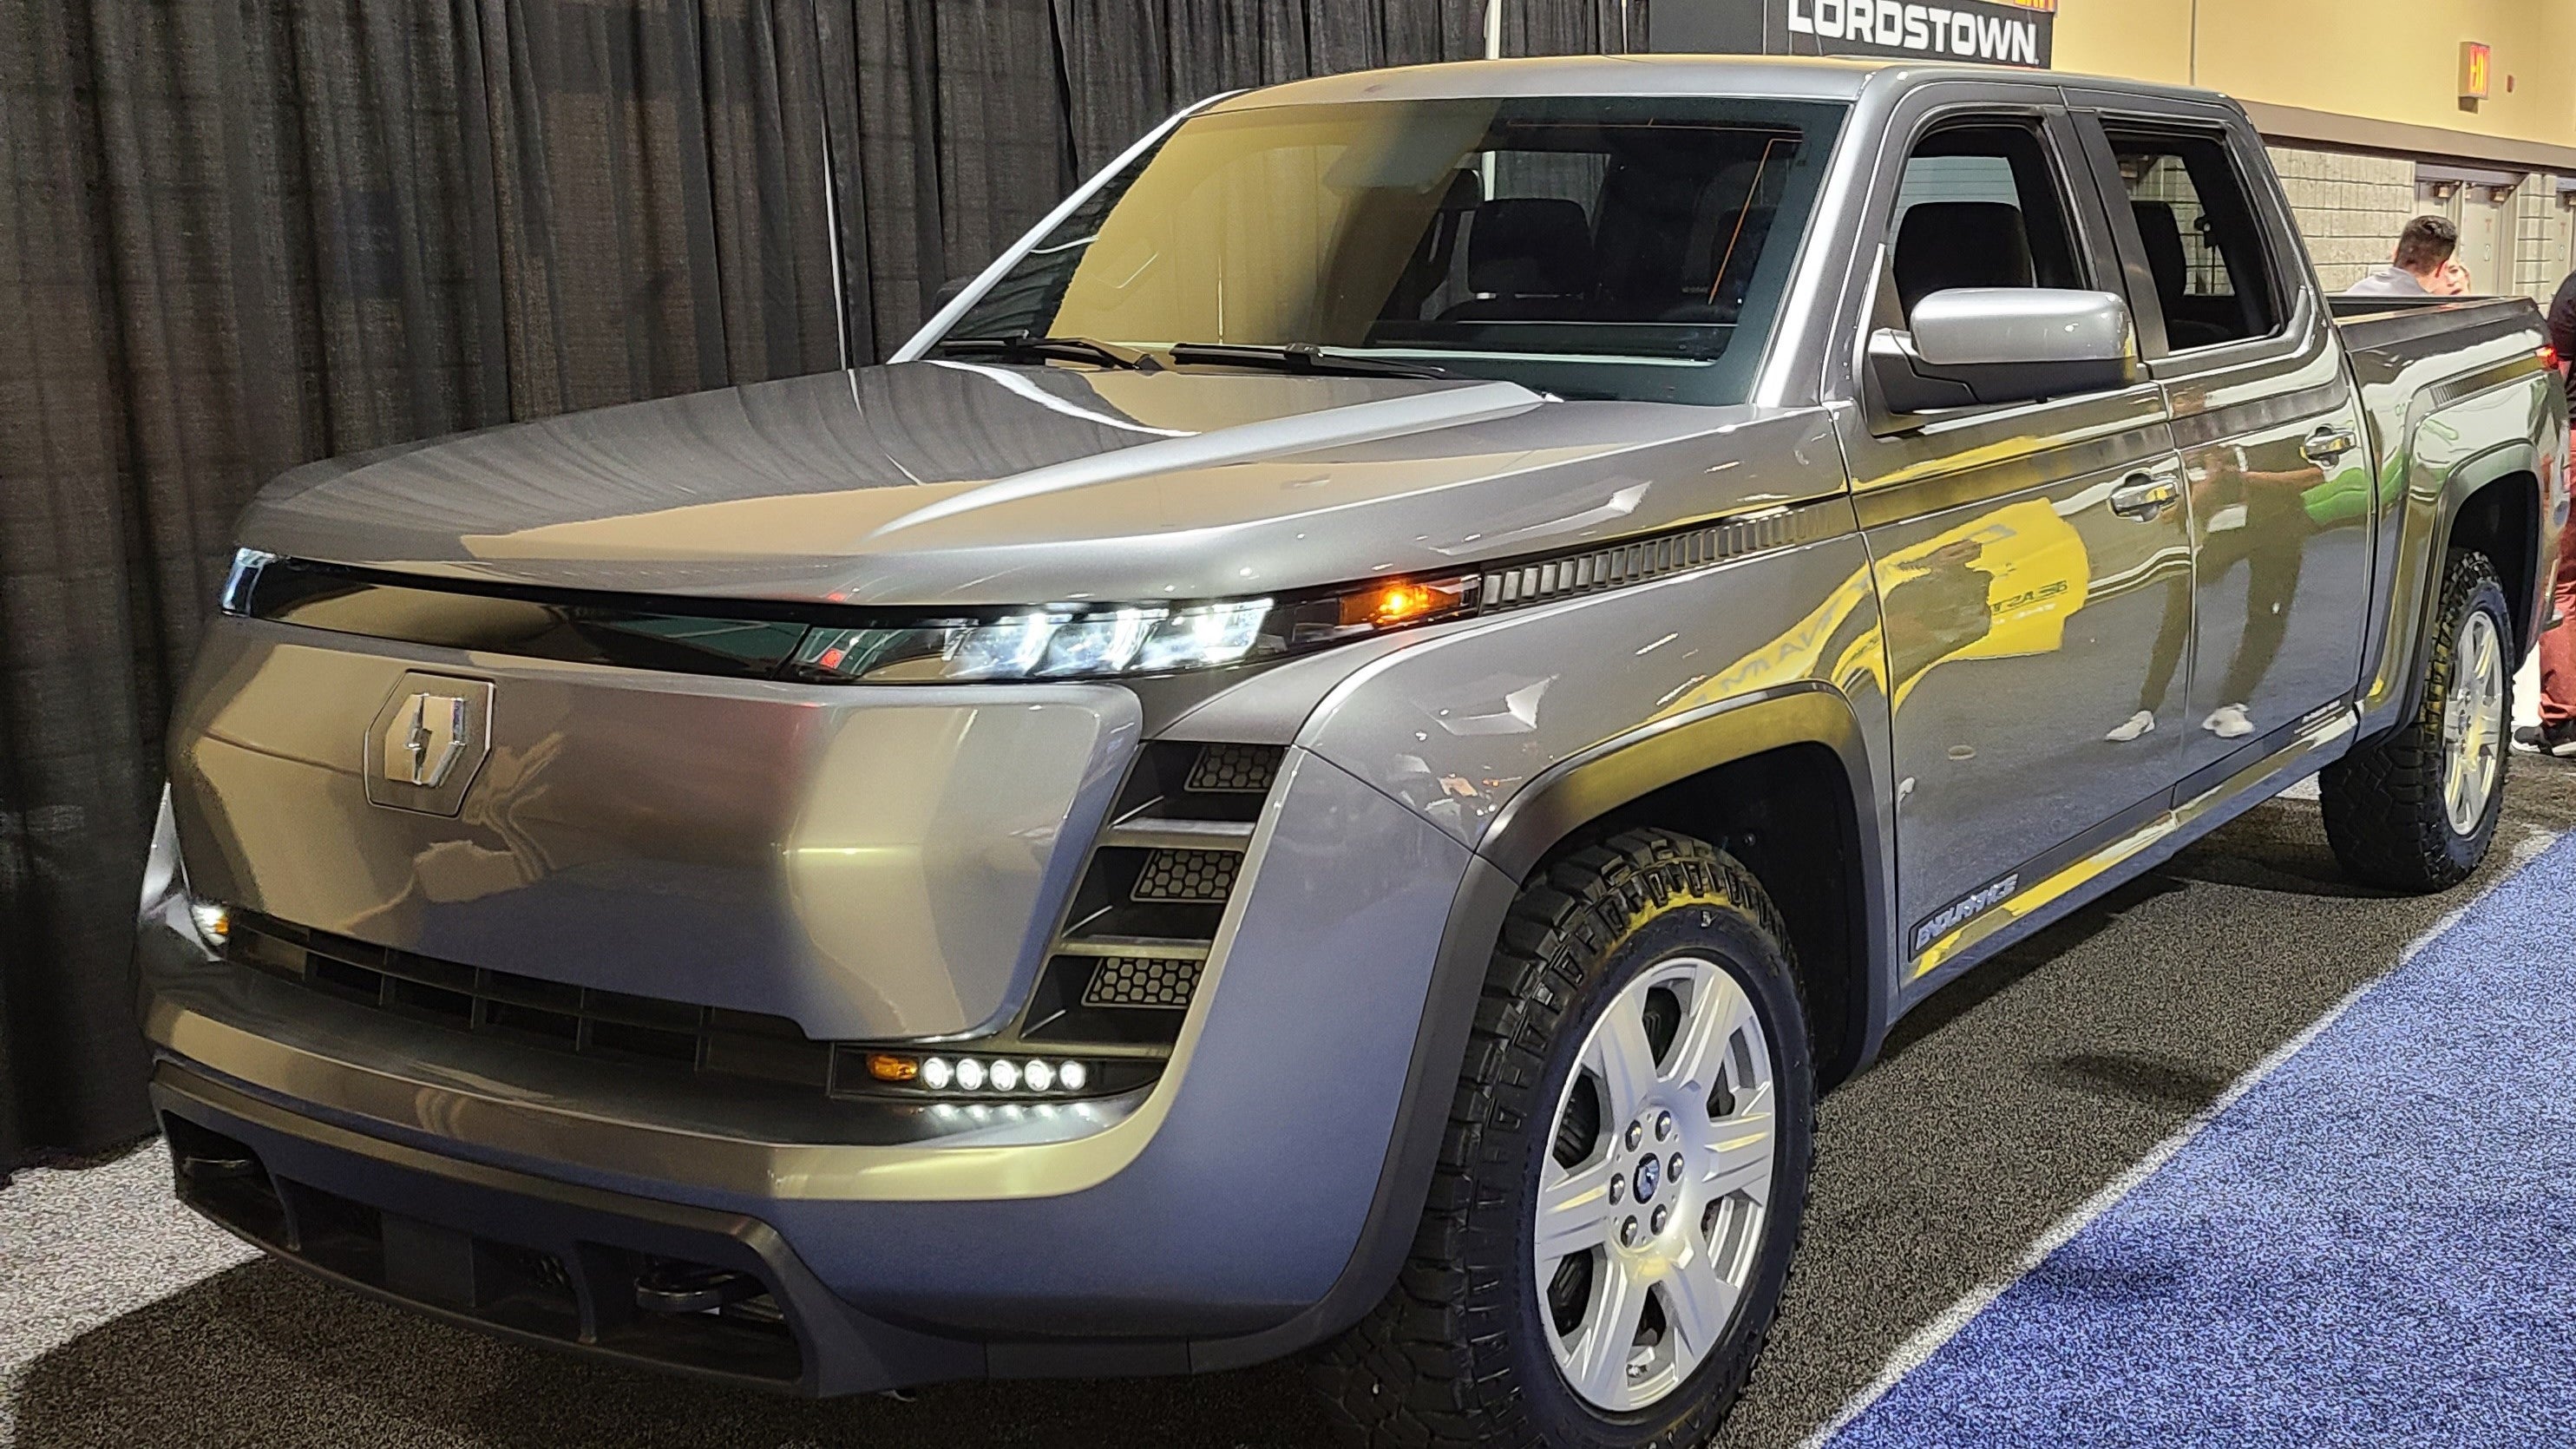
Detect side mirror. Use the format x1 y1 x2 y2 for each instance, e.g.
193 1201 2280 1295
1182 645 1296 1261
1869 287 2139 415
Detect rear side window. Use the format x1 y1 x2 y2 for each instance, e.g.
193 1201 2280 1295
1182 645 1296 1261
2105 129 2281 351
1886 123 2087 324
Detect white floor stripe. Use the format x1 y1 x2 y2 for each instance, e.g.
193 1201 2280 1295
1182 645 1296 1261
1798 822 2566 1449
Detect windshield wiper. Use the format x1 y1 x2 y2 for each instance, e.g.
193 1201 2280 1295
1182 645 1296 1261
932 332 1159 371
1165 343 1452 380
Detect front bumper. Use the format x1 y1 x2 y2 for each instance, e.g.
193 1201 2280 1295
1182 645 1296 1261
150 1061 961 1394
140 745 1489 1387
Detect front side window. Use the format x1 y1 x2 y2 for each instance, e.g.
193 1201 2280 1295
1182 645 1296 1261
2106 129 2281 351
944 96 1848 404
1885 121 2087 322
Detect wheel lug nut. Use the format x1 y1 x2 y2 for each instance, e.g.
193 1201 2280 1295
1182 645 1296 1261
1619 1216 1640 1246
1650 1203 1669 1235
1669 1152 1684 1182
1609 1174 1624 1204
1624 1121 1643 1151
1655 1111 1674 1141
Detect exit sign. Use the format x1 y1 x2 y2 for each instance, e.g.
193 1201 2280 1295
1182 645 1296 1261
2460 42 2492 102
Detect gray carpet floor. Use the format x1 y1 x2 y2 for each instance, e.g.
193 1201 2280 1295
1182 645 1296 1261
8 759 2573 1448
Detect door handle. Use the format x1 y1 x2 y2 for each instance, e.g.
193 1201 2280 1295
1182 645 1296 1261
2110 472 2181 521
2302 425 2360 466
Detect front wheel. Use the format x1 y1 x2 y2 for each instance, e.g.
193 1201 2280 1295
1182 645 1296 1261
2321 549 2513 891
1313 829 1813 1449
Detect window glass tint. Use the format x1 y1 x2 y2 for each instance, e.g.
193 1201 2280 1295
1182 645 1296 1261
946 97 1847 405
1886 124 2085 321
2107 130 2280 350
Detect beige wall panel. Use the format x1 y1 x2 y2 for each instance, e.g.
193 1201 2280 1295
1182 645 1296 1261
2057 0 2576 150
2053 0 2193 85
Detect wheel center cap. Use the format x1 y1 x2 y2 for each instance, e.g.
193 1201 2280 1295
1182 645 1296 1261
1632 1155 1662 1204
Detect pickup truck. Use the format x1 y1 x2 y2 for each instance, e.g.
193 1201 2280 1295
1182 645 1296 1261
137 56 2566 1447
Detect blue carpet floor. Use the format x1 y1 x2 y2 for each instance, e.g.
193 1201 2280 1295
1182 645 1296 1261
1828 829 2576 1448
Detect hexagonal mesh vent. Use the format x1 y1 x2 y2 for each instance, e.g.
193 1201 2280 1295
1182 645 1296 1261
1132 849 1241 903
1185 742 1280 794
1080 955 1205 1009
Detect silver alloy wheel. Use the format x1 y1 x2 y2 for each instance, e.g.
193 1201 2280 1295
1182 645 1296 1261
1535 954 1777 1413
2442 608 2506 836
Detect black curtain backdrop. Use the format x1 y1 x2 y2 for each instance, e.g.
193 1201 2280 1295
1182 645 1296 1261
0 0 1618 1165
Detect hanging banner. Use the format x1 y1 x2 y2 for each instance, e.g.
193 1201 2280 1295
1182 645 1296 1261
1649 0 2055 69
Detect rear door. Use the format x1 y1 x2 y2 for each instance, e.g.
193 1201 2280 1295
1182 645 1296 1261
2070 98 2376 793
1825 83 2197 982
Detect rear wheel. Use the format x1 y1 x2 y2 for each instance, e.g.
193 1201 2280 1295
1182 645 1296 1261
1312 829 1812 1449
2321 550 2513 891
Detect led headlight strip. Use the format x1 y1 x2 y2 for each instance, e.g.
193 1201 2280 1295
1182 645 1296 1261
786 574 1478 684
221 501 1836 685
223 548 1482 684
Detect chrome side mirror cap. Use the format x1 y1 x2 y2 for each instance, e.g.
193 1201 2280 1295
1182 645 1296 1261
1870 287 2140 415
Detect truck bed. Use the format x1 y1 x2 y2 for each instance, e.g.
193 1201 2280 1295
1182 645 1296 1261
2330 294 2550 478
2330 293 2546 364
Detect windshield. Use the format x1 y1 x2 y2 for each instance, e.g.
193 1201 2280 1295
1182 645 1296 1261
944 95 1848 404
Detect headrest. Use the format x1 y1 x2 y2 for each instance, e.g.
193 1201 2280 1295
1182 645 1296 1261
2130 200 2190 305
1894 201 2035 316
1469 198 1593 298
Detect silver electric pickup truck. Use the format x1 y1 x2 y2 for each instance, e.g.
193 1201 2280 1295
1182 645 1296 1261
139 56 2566 1446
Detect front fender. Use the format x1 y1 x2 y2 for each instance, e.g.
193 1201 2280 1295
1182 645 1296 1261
1191 530 1898 1366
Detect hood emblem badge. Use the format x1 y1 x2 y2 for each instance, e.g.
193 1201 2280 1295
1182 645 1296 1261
387 692 471 787
364 673 494 816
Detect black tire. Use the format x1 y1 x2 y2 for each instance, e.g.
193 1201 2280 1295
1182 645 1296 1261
1311 829 1814 1449
2320 549 2514 892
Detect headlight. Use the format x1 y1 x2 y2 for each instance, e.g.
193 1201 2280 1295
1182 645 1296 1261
223 546 1482 684
789 573 1478 684
220 547 277 614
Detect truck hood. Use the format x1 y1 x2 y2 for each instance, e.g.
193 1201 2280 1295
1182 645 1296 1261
239 359 1838 606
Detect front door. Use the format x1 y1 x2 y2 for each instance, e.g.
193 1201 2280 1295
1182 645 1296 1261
2081 109 2377 790
1830 92 2197 981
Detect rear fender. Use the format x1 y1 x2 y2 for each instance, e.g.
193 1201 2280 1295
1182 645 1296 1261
2359 367 2562 738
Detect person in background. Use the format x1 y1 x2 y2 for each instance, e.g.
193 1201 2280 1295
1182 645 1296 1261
2346 216 2466 297
2514 266 2576 757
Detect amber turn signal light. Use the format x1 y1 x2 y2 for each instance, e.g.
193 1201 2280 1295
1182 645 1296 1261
1338 574 1476 630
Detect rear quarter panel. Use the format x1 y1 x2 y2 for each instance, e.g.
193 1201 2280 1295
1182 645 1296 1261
2341 301 2567 727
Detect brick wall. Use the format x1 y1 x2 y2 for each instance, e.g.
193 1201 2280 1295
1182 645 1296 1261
2510 177 2569 300
2266 144 2574 301
2265 146 2417 292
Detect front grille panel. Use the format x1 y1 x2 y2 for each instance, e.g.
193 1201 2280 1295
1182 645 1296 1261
215 740 1289 1096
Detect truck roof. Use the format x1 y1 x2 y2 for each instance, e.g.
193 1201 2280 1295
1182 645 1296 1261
1209 54 2230 112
